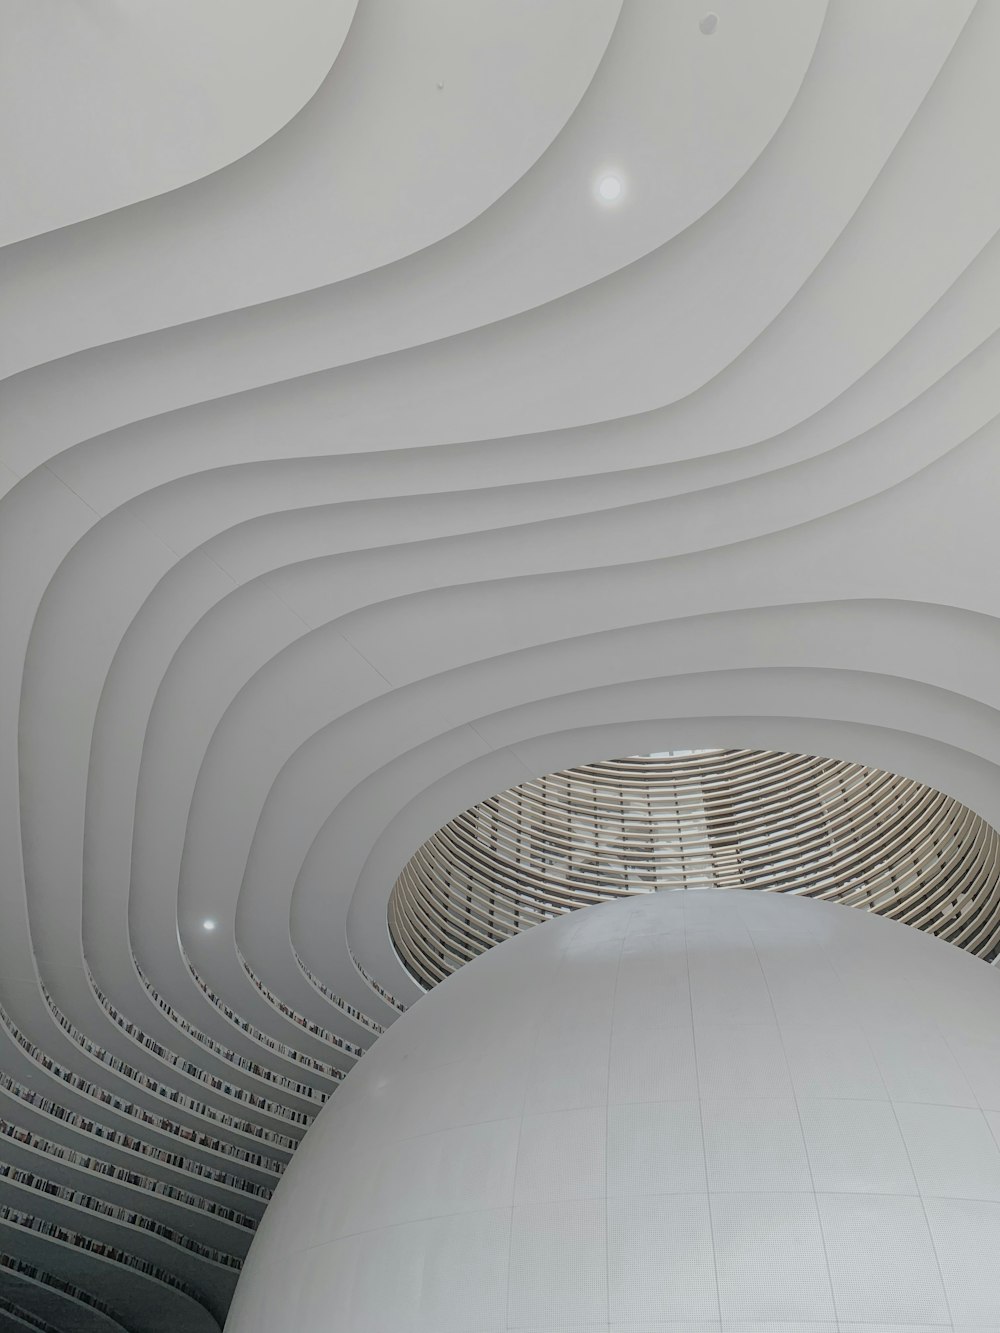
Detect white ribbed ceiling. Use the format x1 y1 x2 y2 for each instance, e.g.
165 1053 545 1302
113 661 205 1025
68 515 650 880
0 0 359 246
1 2 999 1329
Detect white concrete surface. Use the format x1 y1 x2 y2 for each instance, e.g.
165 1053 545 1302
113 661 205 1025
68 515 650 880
227 889 1000 1331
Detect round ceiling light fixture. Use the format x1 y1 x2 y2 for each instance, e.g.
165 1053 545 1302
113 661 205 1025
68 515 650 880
202 918 217 931
596 173 623 202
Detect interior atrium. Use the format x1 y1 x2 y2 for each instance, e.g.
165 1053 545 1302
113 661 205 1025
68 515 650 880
1 2 999 1331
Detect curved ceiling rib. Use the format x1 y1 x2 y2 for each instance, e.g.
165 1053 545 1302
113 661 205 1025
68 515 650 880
1 2 999 1327
0 0 359 247
0 0 625 376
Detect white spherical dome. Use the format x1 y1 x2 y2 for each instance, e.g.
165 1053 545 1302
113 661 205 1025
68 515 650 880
226 891 1000 1332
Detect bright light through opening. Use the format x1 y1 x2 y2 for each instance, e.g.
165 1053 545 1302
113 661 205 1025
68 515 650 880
202 919 217 931
597 174 623 202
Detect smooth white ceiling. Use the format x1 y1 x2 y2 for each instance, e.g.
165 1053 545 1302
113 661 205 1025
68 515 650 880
0 0 358 246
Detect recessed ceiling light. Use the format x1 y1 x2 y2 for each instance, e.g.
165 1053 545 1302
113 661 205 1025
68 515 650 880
597 174 623 202
202 918 217 931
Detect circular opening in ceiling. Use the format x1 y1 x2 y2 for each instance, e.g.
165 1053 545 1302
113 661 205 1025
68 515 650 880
388 748 1000 988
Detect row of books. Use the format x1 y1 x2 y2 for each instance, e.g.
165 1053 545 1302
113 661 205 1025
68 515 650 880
0 1204 203 1304
42 986 306 1146
0 1253 122 1328
1 1001 285 1174
0 1160 242 1269
88 969 326 1111
171 956 346 1078
0 1114 256 1228
293 949 386 1034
